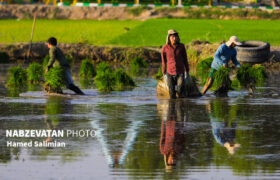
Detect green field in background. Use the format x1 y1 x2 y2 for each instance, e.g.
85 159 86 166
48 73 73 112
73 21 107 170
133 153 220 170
1 19 280 46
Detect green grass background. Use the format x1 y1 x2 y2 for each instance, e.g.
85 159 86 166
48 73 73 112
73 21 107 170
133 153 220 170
1 19 280 46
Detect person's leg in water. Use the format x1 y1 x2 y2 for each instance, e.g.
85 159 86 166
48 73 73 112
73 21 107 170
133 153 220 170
177 74 185 98
167 73 177 99
201 68 215 95
64 68 85 95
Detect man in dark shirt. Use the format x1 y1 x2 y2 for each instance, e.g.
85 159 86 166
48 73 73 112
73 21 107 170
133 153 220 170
46 37 84 95
161 30 190 99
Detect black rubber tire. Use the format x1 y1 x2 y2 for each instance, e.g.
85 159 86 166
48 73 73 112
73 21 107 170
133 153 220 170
236 41 270 63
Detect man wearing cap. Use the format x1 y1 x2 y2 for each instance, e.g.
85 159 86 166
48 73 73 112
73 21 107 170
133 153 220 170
161 29 190 99
201 36 242 95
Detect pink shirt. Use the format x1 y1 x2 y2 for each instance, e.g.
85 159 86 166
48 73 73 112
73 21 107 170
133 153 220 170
161 43 189 75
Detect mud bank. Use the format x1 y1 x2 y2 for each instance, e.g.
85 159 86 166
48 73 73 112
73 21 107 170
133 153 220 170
1 5 280 20
0 43 161 63
1 42 280 71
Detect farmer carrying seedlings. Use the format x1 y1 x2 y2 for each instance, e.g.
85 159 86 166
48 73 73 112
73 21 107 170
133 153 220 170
161 29 190 99
201 36 242 95
45 37 84 95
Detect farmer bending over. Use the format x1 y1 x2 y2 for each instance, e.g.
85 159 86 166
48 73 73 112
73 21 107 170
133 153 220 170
161 29 190 99
46 37 84 95
201 36 242 95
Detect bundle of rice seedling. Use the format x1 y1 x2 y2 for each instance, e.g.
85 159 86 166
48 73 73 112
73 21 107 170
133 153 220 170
7 66 27 88
114 68 135 91
94 62 115 92
234 64 267 93
130 57 147 76
196 57 213 84
79 59 96 80
27 62 43 84
235 64 252 87
44 66 65 94
212 67 231 96
250 65 267 86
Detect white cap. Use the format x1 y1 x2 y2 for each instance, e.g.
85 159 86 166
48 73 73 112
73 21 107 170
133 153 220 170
226 36 242 46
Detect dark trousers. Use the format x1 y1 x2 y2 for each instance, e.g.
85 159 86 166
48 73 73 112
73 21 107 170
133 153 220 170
167 73 184 99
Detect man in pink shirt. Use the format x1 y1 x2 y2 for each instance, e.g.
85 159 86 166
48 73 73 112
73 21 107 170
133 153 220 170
161 29 190 99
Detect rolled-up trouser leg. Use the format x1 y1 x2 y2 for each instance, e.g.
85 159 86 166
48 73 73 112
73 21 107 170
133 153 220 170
177 74 184 98
167 73 176 99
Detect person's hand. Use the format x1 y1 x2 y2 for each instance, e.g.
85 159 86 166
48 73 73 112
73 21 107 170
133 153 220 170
45 69 48 74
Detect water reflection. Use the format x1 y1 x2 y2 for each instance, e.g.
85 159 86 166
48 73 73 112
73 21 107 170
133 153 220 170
206 100 240 155
159 100 188 171
0 65 280 179
91 104 144 167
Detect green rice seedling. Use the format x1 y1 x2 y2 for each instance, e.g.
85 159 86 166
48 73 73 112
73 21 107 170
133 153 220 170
196 57 213 84
212 67 231 95
234 64 252 88
79 59 96 80
43 55 50 70
27 62 43 84
7 66 27 88
234 64 267 89
249 65 267 86
94 62 115 92
154 65 163 80
44 66 65 93
114 68 135 91
130 57 147 76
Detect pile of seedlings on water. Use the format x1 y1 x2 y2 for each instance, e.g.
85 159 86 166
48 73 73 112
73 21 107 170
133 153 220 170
130 57 147 76
79 59 96 80
27 62 43 84
95 62 136 92
114 68 135 91
79 58 96 88
196 57 213 84
233 64 267 93
94 62 115 92
212 67 231 97
43 66 65 94
7 66 27 88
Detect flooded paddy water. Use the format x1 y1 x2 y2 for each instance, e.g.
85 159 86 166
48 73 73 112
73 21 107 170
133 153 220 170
0 64 280 180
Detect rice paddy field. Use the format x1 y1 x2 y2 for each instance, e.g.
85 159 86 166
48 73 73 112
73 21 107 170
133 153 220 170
1 19 280 46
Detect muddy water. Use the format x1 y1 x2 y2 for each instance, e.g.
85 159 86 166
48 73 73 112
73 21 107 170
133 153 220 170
0 64 280 180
